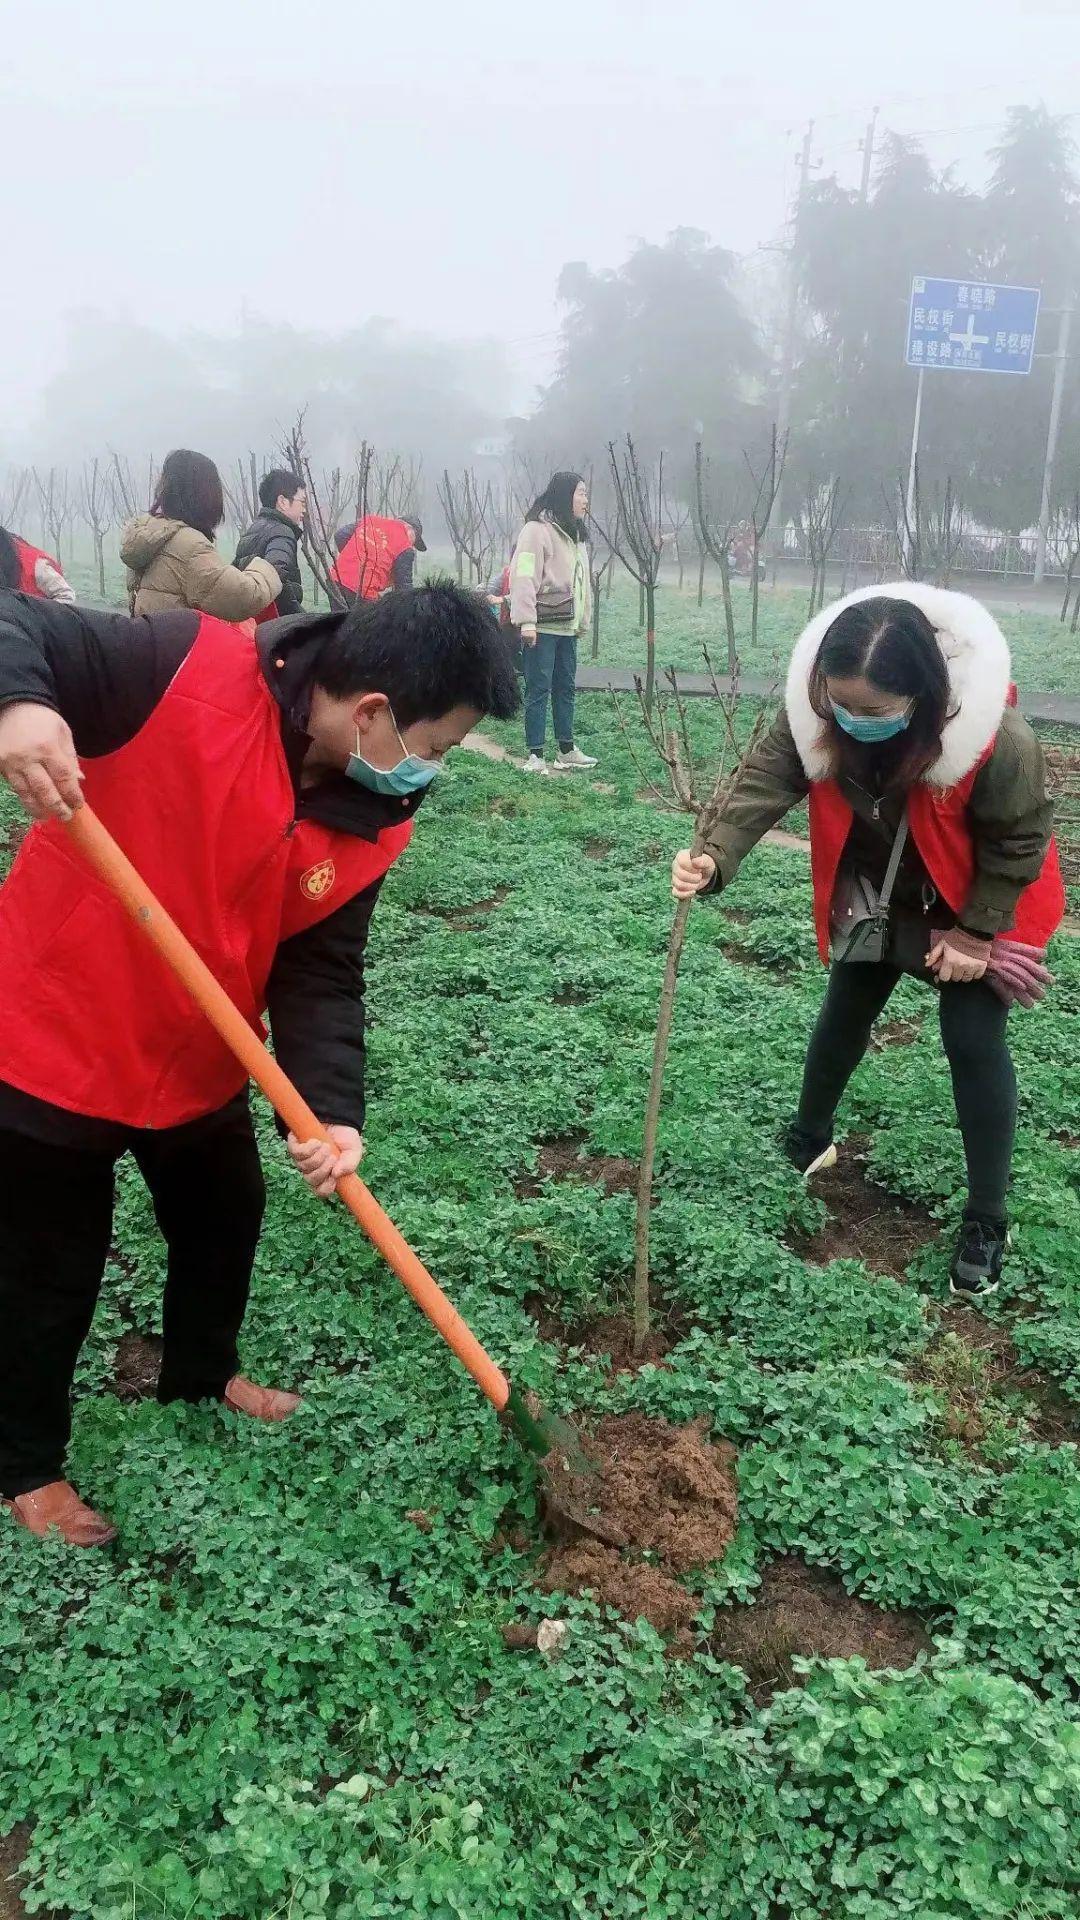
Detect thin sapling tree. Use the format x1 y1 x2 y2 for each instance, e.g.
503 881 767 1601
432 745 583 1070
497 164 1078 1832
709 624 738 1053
437 469 496 584
32 465 73 571
897 462 964 587
601 436 665 705
0 465 30 535
617 658 775 1352
801 475 849 617
663 490 692 591
744 425 786 653
694 440 743 677
1047 486 1080 623
79 457 112 600
282 415 349 610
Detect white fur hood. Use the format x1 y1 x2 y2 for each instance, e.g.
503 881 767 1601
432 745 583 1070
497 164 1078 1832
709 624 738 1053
784 582 1011 789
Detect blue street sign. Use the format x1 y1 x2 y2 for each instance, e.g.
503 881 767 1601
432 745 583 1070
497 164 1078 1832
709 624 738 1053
906 276 1041 375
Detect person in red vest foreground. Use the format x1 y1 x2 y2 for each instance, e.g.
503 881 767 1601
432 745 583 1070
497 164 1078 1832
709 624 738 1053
672 586 1064 1302
331 513 426 602
0 583 518 1546
0 524 76 603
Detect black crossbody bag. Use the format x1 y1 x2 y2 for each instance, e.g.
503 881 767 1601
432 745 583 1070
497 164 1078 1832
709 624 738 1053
829 809 910 965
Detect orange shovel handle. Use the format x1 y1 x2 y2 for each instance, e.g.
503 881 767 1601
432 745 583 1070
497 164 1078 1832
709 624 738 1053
64 805 510 1414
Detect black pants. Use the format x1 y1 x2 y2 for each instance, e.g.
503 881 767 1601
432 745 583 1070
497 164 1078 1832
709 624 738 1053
0 1100 265 1498
797 963 1016 1222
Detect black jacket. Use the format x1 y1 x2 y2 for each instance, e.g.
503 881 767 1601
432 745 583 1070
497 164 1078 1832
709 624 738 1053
234 510 304 616
0 596 428 1147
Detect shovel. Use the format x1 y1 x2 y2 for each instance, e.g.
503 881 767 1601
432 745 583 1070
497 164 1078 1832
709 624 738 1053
62 804 601 1493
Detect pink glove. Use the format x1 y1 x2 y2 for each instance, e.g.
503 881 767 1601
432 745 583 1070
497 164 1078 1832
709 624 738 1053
984 943 1054 1009
930 929 1054 1008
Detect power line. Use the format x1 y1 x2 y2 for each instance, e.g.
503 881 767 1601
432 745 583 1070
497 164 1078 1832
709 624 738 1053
816 107 1080 166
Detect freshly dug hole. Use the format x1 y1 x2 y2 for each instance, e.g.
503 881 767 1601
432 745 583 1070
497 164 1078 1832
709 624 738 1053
110 1330 163 1401
787 1134 939 1283
539 1411 738 1634
709 1555 932 1703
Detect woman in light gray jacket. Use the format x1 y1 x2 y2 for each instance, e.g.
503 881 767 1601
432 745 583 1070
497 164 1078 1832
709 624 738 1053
508 471 595 773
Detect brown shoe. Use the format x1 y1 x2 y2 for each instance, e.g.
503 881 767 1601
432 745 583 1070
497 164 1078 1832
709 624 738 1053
3 1480 117 1547
223 1375 302 1423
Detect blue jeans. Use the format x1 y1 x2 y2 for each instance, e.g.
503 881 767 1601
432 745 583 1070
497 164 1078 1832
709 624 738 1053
524 631 577 755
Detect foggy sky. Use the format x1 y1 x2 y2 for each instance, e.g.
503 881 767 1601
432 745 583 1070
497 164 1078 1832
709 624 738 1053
1 0 1076 442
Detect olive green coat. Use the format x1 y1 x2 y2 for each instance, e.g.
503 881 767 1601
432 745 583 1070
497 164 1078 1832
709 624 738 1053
703 702 1055 939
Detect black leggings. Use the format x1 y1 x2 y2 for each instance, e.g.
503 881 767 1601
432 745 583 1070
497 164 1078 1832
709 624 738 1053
0 1099 265 1498
797 963 1016 1222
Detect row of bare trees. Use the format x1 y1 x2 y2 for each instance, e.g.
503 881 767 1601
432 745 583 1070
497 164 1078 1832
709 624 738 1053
1 456 156 592
13 431 1080 650
0 425 797 700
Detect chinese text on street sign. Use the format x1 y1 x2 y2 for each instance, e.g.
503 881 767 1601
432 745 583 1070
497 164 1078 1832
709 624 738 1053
906 277 1041 375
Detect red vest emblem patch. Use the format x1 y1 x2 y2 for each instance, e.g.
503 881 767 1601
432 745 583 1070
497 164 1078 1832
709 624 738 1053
300 858 336 900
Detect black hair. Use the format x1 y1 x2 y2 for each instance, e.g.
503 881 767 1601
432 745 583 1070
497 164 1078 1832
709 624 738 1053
525 470 587 542
314 579 521 727
152 449 225 540
259 468 303 512
808 595 953 792
0 527 19 590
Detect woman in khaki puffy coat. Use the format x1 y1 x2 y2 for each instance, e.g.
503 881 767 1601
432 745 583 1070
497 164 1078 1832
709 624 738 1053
120 449 281 620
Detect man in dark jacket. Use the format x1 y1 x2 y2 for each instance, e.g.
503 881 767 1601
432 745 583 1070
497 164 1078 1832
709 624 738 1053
233 469 307 616
0 584 518 1548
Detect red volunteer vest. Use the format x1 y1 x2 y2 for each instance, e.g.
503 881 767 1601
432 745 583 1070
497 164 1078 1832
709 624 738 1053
808 747 1065 964
14 538 61 596
331 517 411 600
0 618 413 1126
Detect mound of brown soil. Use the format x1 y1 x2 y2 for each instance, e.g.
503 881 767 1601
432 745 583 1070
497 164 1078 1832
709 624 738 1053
542 1543 696 1635
540 1412 738 1633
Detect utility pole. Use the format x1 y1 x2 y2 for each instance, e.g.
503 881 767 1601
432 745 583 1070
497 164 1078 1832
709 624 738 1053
859 107 879 203
1034 301 1073 587
767 120 814 575
903 366 925 574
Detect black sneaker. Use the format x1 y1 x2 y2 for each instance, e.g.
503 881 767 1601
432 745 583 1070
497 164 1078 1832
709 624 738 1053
949 1218 1008 1300
783 1122 838 1178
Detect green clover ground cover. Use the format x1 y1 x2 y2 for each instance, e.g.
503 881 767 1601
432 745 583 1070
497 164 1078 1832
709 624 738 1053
2 728 1080 1918
580 573 1080 693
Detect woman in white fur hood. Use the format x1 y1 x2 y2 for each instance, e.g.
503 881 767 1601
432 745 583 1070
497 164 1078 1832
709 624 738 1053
671 584 1064 1300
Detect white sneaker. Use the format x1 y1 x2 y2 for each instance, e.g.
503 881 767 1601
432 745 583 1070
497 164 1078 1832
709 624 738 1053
802 1143 838 1178
522 753 550 775
554 746 598 770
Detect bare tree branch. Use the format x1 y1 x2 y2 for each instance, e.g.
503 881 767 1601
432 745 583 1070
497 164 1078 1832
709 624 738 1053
594 437 665 704
800 474 850 616
281 413 349 609
79 457 112 600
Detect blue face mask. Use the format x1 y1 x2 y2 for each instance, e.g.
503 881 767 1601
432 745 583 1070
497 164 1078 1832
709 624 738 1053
345 712 442 796
829 697 913 744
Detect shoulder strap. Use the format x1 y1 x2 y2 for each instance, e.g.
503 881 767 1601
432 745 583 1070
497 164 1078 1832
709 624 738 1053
878 807 910 912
